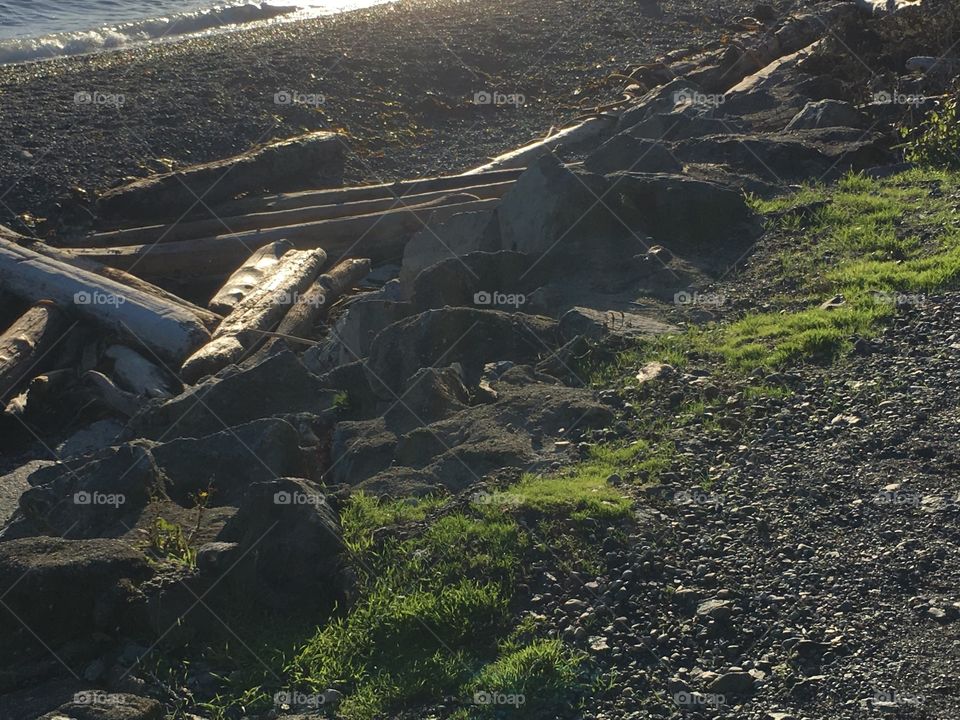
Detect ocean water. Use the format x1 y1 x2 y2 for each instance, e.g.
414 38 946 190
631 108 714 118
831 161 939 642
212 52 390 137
0 0 395 64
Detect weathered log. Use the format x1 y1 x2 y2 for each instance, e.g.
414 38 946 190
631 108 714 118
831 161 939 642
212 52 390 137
83 180 516 247
83 370 141 417
209 240 294 315
97 131 346 224
180 248 328 383
210 167 524 217
2 230 220 331
0 237 210 364
466 116 618 174
0 302 68 401
275 258 371 340
906 56 960 73
62 196 500 282
104 345 180 398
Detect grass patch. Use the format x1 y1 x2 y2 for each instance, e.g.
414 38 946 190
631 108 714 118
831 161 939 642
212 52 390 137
340 491 445 554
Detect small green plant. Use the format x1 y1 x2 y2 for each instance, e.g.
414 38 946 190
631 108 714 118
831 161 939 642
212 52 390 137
149 517 197 568
332 391 352 413
901 98 960 169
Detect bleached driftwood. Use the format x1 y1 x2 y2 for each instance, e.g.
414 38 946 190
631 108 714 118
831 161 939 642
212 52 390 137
466 116 618 174
97 131 345 223
104 345 179 398
84 180 516 247
906 56 960 73
275 258 371 339
0 236 210 363
855 0 921 15
0 302 67 401
63 196 500 282
211 167 524 217
209 241 294 315
180 248 328 383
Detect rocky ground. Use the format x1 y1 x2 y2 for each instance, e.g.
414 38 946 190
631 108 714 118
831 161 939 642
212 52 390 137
2 0 960 719
0 0 768 232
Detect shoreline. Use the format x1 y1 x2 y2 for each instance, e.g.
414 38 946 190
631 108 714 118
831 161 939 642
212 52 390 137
0 0 766 230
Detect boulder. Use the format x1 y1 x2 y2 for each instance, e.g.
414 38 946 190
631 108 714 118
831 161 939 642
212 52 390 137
399 210 500 291
329 418 398 486
364 307 557 398
410 251 533 312
0 537 152 685
19 443 160 538
38 692 163 720
0 460 51 531
558 306 676 343
128 349 337 441
584 135 682 175
304 298 413 372
784 99 867 130
151 417 306 505
609 173 756 251
672 128 890 183
498 154 614 257
217 478 349 611
384 365 471 433
625 110 750 142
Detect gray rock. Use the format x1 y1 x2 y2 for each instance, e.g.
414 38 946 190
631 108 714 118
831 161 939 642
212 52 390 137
218 477 349 611
707 670 756 696
305 298 413 371
152 417 307 505
410 250 533 313
785 99 867 130
39 692 163 720
0 537 152 680
129 348 338 440
584 135 682 175
617 78 705 130
399 209 500 291
364 307 557 398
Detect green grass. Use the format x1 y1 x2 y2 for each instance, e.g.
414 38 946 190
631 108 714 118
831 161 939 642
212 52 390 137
340 491 445 554
678 169 960 370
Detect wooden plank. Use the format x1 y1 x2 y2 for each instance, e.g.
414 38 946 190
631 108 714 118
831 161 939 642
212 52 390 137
0 302 67 401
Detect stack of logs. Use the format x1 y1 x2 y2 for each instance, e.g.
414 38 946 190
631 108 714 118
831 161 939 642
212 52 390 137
0 166 524 407
0 0 918 410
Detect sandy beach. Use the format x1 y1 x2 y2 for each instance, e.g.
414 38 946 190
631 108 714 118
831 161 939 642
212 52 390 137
0 0 768 231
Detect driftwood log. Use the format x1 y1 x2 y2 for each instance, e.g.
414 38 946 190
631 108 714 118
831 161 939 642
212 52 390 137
275 257 372 340
97 131 346 224
211 167 524 217
84 180 516 247
209 240 294 315
0 302 68 401
0 236 210 363
2 230 221 331
180 248 328 383
62 195 500 283
467 116 618 174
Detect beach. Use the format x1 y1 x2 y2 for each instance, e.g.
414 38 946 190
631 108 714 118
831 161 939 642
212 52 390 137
0 0 763 231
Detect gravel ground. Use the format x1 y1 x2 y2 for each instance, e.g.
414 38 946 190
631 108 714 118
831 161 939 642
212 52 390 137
0 0 782 230
520 294 960 719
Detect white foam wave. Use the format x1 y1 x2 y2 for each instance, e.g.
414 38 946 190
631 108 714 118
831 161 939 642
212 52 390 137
0 2 299 65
